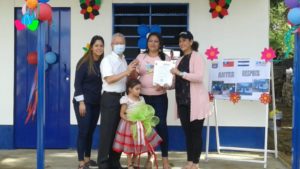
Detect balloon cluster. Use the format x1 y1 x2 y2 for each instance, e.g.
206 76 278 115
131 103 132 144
27 45 58 71
15 0 52 31
286 0 300 25
137 24 161 49
284 0 300 58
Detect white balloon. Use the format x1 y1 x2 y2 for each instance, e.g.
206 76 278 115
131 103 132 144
22 3 27 15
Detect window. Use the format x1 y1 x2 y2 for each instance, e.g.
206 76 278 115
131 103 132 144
113 4 189 60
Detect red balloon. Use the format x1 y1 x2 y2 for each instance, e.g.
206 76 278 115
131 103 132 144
37 3 52 22
27 51 37 65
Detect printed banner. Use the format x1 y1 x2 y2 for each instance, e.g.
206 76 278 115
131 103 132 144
210 59 271 100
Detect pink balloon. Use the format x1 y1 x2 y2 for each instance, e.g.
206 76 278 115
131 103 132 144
15 20 26 31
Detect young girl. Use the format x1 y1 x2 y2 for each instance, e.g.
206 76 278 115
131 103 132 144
112 79 162 169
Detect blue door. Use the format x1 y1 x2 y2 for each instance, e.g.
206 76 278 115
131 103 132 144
14 8 71 148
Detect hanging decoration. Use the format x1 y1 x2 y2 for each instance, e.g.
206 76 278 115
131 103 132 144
80 0 101 20
259 93 271 105
261 47 276 62
205 46 220 60
27 51 38 65
229 92 240 104
15 0 53 32
137 24 161 50
25 69 38 124
209 0 232 19
15 20 27 31
45 52 57 64
283 1 300 58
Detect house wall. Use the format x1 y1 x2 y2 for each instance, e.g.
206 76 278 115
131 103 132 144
0 0 269 149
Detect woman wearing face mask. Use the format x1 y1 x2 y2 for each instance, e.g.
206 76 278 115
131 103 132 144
170 31 210 169
135 32 171 169
73 35 105 169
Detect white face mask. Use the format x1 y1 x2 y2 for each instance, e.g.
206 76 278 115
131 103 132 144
113 44 125 55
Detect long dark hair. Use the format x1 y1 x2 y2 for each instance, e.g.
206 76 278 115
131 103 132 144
126 79 141 94
77 35 105 75
144 32 166 61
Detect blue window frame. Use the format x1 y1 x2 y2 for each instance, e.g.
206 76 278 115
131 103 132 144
113 4 189 60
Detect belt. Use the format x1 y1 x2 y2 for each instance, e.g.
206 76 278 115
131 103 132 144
103 91 125 96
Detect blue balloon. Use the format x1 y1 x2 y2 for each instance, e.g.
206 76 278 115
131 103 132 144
21 13 34 25
150 25 161 34
138 37 147 49
288 8 300 25
45 52 57 64
39 0 50 3
137 24 150 37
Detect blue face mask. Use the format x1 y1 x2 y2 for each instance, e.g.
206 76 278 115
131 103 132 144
113 44 125 55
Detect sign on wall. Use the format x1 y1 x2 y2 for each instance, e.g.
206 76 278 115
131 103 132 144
210 59 271 101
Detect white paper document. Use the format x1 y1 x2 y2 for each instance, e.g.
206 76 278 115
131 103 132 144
153 60 176 86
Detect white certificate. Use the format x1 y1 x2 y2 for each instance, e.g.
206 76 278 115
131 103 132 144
153 60 176 86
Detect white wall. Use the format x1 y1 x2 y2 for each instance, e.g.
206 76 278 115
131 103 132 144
0 1 15 125
1 0 269 127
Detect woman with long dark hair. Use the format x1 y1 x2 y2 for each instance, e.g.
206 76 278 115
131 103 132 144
73 35 105 169
136 32 171 169
171 31 210 169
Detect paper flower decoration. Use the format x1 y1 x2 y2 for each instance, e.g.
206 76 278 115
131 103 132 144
260 93 271 104
230 92 240 104
137 25 162 49
83 43 90 52
209 92 214 102
80 0 101 20
209 0 232 19
261 47 276 62
205 46 219 60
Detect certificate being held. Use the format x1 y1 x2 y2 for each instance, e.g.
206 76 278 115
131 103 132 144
153 60 176 86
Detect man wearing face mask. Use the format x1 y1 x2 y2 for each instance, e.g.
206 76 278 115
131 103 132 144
98 33 138 169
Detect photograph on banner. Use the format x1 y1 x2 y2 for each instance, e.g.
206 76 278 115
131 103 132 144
210 59 271 101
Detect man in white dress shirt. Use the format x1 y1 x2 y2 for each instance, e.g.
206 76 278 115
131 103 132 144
97 33 137 169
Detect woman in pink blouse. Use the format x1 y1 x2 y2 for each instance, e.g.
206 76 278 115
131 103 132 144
136 32 171 169
171 31 210 169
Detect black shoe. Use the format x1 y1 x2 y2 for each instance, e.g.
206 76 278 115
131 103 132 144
85 160 98 169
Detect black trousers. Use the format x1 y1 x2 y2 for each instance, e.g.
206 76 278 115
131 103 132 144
97 92 122 169
73 101 100 161
178 104 205 164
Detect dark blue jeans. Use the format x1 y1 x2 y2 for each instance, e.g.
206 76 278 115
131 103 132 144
143 94 169 157
74 101 100 161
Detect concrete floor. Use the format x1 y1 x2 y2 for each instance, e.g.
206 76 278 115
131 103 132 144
0 150 289 169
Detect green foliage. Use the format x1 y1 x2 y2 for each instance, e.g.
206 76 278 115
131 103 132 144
269 0 294 58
